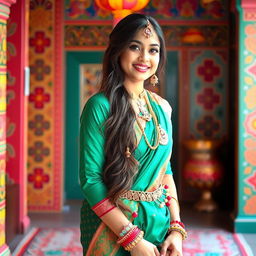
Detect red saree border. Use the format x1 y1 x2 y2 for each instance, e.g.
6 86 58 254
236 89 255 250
86 222 120 256
92 197 116 217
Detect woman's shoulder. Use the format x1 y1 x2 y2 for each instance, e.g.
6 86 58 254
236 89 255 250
86 92 110 108
81 92 110 122
148 90 172 117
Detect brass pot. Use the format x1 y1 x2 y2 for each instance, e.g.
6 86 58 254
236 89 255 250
184 139 223 212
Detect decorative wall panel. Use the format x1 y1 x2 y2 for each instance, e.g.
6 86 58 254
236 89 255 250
235 0 256 231
189 50 228 139
28 0 63 211
64 0 228 21
64 25 228 49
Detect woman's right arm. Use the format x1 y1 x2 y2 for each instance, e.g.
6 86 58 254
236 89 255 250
80 95 159 255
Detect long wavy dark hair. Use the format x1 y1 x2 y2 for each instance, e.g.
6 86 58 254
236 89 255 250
100 13 167 203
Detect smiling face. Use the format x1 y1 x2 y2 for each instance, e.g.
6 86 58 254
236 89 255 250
120 25 160 88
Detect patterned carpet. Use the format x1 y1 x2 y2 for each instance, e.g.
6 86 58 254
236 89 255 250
13 227 253 256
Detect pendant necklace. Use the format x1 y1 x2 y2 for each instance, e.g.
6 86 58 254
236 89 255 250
136 91 168 149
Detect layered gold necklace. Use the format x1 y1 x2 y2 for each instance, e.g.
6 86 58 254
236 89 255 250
135 90 168 150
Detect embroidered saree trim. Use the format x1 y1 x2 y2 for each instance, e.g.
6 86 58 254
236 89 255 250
86 222 120 256
92 198 116 217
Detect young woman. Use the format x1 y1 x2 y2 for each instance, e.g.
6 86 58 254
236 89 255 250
79 13 186 256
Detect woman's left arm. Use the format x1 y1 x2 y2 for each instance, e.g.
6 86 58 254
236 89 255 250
160 174 183 256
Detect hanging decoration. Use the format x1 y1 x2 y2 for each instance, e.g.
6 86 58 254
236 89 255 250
95 0 150 26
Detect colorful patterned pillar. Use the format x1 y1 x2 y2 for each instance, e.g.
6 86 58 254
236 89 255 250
0 0 16 254
235 0 256 233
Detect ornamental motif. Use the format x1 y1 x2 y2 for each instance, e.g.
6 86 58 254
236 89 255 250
245 24 256 55
66 0 109 19
245 86 256 110
6 20 17 61
176 0 197 18
28 168 50 189
244 138 256 166
64 0 227 20
245 111 256 138
0 24 7 65
29 87 50 109
197 59 220 82
65 25 112 47
244 195 256 214
31 59 51 81
197 88 220 110
196 115 220 138
29 114 50 136
246 171 256 191
246 61 256 81
29 31 51 54
28 141 50 162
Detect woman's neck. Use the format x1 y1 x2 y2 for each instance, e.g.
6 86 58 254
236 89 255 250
124 82 144 99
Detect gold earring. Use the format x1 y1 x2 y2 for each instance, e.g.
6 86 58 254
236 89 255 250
150 74 158 86
125 147 131 158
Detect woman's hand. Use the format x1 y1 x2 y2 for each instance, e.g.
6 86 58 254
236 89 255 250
160 231 183 256
130 239 160 256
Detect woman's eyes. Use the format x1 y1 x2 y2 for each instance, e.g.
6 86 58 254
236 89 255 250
128 44 159 54
150 48 159 54
129 44 140 51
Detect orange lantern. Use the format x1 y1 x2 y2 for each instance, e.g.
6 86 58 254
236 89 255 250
95 0 150 26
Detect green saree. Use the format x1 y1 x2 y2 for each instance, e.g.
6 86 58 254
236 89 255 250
79 90 173 255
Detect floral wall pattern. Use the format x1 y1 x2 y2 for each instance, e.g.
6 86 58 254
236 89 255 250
189 50 228 139
64 0 228 20
28 0 63 211
238 23 256 215
235 0 256 232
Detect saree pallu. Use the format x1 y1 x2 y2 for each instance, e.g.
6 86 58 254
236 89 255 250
80 91 173 256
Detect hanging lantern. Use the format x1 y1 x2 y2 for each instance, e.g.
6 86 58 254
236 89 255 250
95 0 150 26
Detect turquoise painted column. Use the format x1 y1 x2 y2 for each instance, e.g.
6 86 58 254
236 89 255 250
235 0 256 233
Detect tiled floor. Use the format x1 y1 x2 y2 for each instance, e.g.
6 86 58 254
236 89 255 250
9 200 256 254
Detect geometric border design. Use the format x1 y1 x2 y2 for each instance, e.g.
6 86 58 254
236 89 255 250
64 25 229 49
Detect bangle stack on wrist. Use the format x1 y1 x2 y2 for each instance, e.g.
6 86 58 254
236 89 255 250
168 220 187 240
117 223 144 251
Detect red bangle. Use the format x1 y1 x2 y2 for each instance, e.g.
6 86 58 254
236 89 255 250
170 220 185 229
121 227 141 247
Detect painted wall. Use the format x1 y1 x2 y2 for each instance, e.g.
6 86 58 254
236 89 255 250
235 0 256 232
28 0 63 211
0 0 16 255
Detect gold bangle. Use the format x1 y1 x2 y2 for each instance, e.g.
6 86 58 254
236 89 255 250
168 226 187 240
124 231 144 251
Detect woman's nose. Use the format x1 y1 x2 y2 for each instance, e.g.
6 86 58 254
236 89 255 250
139 50 149 62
